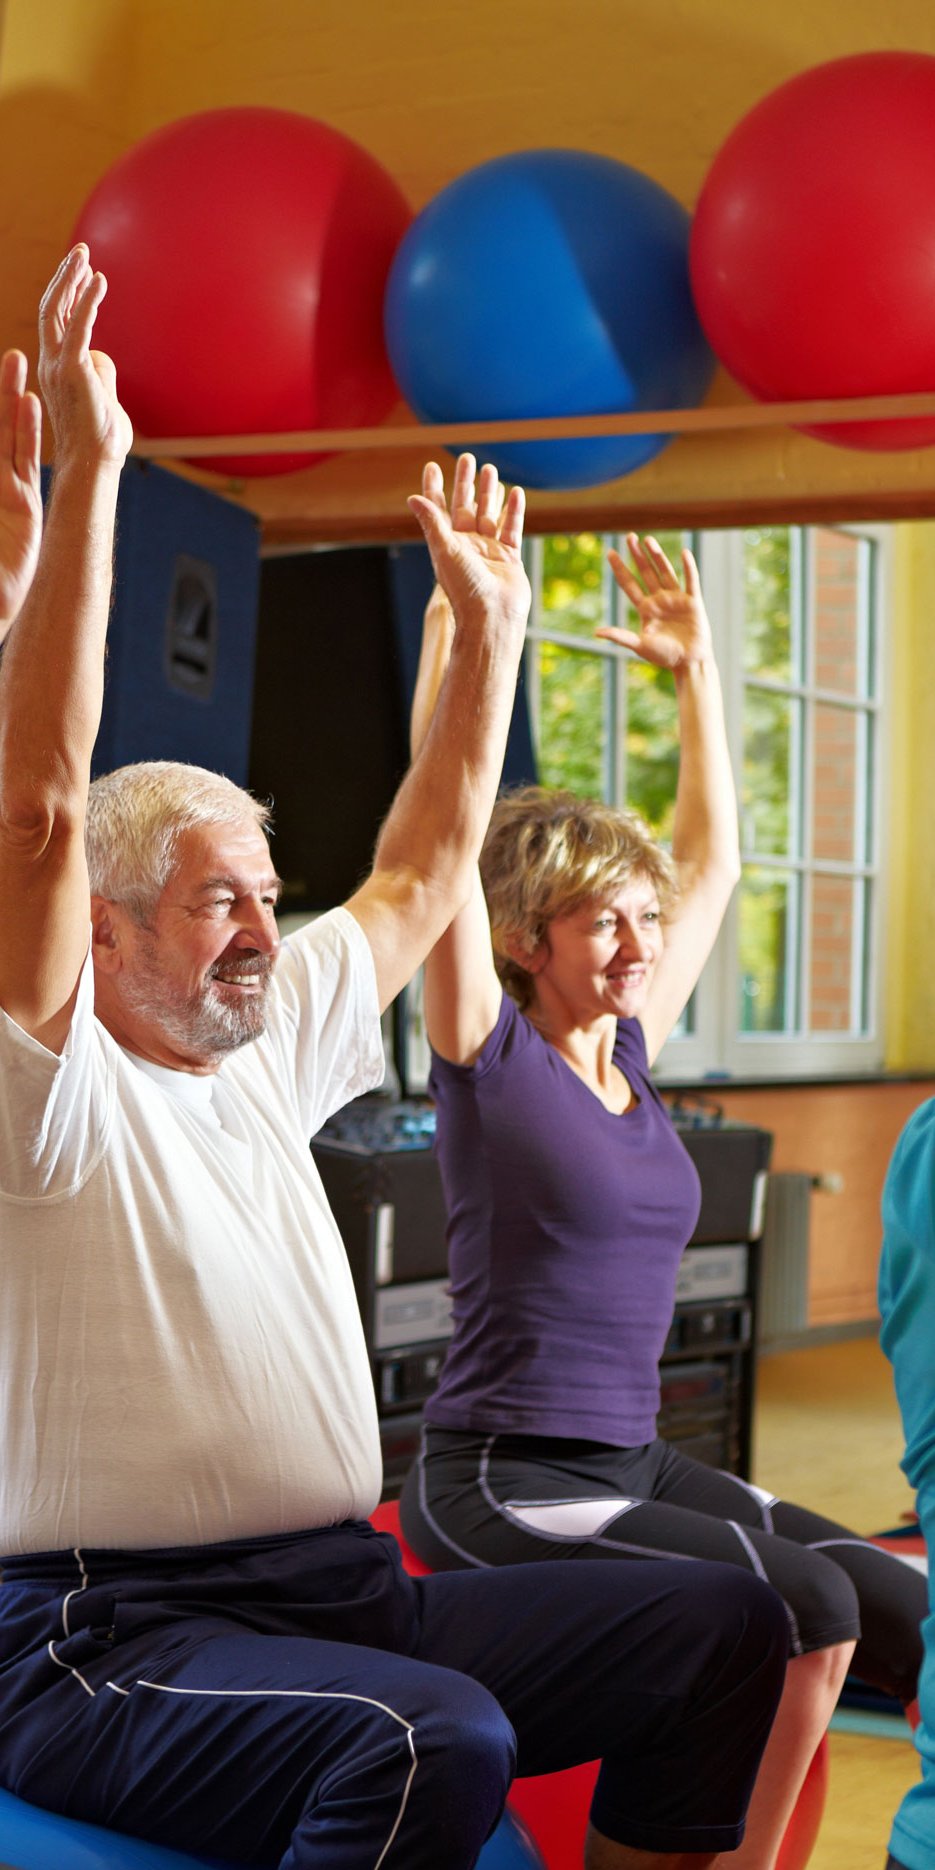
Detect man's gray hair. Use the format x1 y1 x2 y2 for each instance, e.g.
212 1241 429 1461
86 761 273 925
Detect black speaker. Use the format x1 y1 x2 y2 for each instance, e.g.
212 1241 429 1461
39 460 261 783
250 547 411 912
249 542 537 914
676 1121 772 1244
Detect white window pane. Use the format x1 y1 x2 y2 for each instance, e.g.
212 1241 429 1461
742 529 793 681
738 869 798 1034
743 689 798 858
540 534 606 640
621 660 679 840
534 641 606 797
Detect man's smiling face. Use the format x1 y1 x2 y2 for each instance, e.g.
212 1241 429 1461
93 819 283 1072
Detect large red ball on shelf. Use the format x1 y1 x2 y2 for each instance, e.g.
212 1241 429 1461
72 107 411 475
689 52 935 450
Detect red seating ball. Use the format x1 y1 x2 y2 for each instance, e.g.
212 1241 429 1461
690 52 935 450
72 107 411 475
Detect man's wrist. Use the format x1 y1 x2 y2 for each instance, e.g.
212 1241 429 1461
49 447 126 480
450 591 527 636
447 612 526 673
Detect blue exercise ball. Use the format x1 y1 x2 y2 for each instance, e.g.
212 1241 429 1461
0 1785 542 1870
480 1809 545 1868
384 148 714 490
0 1787 229 1868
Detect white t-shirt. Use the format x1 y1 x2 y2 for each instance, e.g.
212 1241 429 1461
0 908 386 1554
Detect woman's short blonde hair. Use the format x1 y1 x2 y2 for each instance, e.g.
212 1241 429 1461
85 761 272 925
480 786 677 1010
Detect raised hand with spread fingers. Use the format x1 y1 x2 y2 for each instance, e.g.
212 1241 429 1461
0 247 131 1055
407 453 529 639
599 533 713 671
594 529 737 1060
346 453 530 1013
38 244 132 467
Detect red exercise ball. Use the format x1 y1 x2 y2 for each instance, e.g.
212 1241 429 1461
690 52 935 450
72 107 411 475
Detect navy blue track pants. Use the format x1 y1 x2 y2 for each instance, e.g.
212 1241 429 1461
0 1521 787 1869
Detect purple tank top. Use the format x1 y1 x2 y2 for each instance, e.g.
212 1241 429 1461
425 992 702 1446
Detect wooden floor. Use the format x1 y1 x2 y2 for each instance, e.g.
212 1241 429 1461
754 1335 921 1870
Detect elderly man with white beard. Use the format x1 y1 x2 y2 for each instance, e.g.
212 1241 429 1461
0 247 788 1870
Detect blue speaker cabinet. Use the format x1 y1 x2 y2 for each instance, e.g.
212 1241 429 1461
76 460 261 782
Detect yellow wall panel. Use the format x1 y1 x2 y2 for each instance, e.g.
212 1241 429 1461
885 524 935 1071
2 0 935 1075
0 0 136 356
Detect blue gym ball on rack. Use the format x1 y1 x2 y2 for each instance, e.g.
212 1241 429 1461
385 147 715 490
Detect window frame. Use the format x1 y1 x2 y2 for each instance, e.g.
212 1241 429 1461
524 521 892 1083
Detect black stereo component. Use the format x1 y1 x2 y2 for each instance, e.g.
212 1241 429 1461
310 1120 453 1495
311 1102 772 1496
658 1357 745 1471
678 1120 771 1245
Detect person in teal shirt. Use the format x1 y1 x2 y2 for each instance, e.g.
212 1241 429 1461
880 1097 935 1870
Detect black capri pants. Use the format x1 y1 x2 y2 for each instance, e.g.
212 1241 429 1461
401 1427 927 1703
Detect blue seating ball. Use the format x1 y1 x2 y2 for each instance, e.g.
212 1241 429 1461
0 1785 543 1869
481 1809 545 1867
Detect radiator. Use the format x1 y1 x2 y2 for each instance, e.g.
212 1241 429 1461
758 1172 812 1342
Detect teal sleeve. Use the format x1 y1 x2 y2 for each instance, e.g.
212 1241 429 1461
879 1099 935 1870
879 1099 935 1495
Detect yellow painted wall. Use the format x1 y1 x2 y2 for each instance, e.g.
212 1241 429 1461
0 0 137 355
117 0 935 211
885 524 935 1070
2 0 935 1308
4 0 935 533
705 1080 935 1323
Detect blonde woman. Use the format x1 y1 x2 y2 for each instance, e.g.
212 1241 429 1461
402 521 923 1870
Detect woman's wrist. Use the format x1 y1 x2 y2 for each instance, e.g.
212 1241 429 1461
672 648 720 686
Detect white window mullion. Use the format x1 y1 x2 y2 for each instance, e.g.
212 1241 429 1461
861 524 888 1049
796 531 812 1036
602 549 619 803
657 527 737 1081
525 536 544 753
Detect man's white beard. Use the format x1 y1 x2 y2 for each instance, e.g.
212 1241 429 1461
121 935 274 1059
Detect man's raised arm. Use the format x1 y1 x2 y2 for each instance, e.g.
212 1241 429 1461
0 348 43 647
0 246 132 1052
346 454 529 1011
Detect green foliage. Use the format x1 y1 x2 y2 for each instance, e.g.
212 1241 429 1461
739 532 797 1029
536 642 606 797
738 871 791 1033
540 533 605 639
743 529 793 680
536 531 681 833
626 528 682 837
743 688 793 858
624 661 679 837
